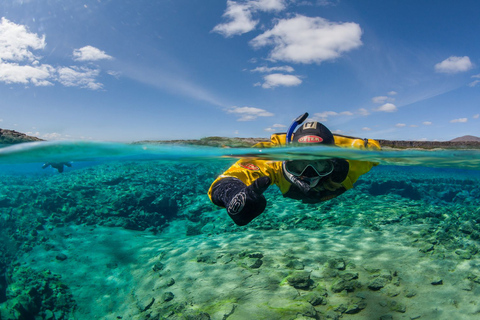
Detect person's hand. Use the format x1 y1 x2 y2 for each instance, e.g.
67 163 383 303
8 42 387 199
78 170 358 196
226 176 271 225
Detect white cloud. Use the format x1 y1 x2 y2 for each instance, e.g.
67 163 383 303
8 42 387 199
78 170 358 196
73 46 113 61
375 103 397 112
410 125 418 127
372 96 388 104
213 1 257 37
251 65 294 73
469 79 480 87
0 118 3 122
450 118 468 123
362 127 371 131
435 56 473 74
422 121 432 125
473 114 479 119
0 62 54 86
272 123 286 127
0 17 45 62
264 127 276 132
252 0 287 11
57 66 103 90
0 18 110 90
213 0 286 37
250 15 362 64
388 91 397 95
357 108 370 116
227 106 274 121
261 73 302 88
313 110 353 121
395 123 406 128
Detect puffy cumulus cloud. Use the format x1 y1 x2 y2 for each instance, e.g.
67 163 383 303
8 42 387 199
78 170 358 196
395 123 406 128
272 123 286 127
264 127 276 132
0 17 45 62
251 65 294 73
250 15 362 64
57 66 103 90
73 45 113 61
450 118 468 123
213 0 286 37
0 62 54 86
0 18 112 90
435 56 473 74
375 103 397 112
422 121 432 125
227 106 274 121
261 73 302 88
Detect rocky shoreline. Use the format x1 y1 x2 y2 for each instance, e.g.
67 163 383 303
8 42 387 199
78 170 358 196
0 129 43 145
137 136 480 149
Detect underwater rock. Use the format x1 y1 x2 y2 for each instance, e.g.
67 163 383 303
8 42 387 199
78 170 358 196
326 258 346 270
344 298 367 314
167 278 175 287
1 267 75 319
379 315 393 320
238 250 263 259
55 253 67 261
431 278 443 285
240 257 263 269
162 292 174 302
183 311 211 320
389 300 406 313
153 262 165 272
286 259 304 270
339 272 358 281
196 253 217 264
419 243 434 253
405 289 417 298
303 292 325 306
287 271 312 289
367 277 387 291
331 279 359 293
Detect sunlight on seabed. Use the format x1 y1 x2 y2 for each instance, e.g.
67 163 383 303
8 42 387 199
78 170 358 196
0 140 480 170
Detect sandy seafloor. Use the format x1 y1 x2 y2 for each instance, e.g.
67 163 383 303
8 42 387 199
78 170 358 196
18 223 480 320
1 157 480 320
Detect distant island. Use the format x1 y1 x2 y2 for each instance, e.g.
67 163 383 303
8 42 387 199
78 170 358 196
0 128 43 145
136 135 480 149
2 128 480 149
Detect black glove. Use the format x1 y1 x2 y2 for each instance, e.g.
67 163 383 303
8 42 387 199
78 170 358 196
211 176 271 226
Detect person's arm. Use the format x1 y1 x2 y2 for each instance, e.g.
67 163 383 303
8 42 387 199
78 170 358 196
208 160 275 225
210 176 271 226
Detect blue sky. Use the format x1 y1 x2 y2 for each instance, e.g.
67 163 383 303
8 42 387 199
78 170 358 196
1 0 479 142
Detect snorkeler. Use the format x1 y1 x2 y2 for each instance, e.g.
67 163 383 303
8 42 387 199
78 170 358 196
208 112 381 226
42 162 72 173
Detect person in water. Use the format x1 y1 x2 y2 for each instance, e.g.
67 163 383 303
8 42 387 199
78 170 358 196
208 112 381 226
42 162 72 173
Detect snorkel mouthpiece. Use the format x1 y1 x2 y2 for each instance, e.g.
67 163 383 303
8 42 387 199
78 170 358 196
286 112 309 143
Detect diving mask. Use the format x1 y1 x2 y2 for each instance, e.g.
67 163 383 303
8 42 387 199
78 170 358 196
284 159 334 178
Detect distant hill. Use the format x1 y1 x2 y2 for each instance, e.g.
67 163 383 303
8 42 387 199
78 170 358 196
0 128 43 145
450 135 480 142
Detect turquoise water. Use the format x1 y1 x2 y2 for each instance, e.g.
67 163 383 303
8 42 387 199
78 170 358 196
1 141 480 319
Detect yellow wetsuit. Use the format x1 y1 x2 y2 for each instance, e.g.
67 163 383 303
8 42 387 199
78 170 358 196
209 133 381 203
